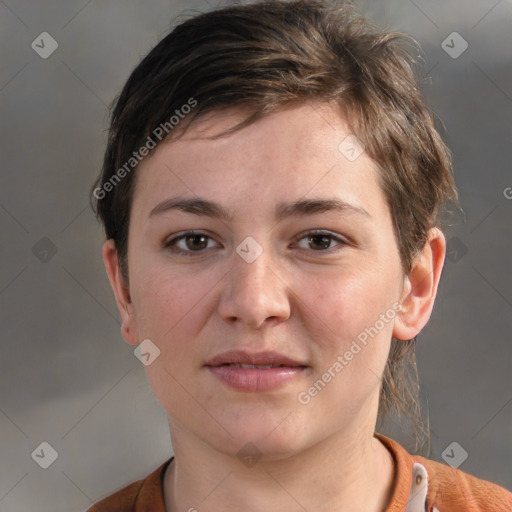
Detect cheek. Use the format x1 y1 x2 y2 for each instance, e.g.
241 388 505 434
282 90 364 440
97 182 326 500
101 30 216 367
130 257 234 363
297 263 400 401
131 261 210 337
297 277 397 417
306 263 399 344
131 269 206 411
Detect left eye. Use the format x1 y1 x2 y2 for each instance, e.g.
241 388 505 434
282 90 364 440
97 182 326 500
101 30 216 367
294 230 346 252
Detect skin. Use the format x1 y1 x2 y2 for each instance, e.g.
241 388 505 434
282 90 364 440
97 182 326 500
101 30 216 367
103 102 446 512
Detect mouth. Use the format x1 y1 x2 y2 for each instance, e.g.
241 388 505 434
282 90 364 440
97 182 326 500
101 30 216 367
204 349 306 368
215 363 303 369
205 350 308 392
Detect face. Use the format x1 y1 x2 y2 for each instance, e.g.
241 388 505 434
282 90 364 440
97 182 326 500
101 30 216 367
107 102 414 460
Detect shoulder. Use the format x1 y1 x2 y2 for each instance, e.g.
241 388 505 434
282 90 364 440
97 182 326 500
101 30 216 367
86 458 171 512
375 433 511 512
86 479 144 512
414 454 512 512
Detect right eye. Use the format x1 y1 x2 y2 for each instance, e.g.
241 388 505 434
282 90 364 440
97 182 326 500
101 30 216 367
163 231 220 257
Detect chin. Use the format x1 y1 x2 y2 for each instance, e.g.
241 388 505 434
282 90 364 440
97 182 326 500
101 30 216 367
211 414 310 461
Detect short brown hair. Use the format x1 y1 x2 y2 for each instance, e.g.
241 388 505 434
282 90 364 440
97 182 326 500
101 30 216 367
91 0 459 454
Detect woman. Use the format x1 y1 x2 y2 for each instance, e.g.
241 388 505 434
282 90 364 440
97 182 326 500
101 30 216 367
89 1 512 510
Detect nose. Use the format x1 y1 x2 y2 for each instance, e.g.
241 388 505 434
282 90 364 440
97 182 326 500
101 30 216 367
217 242 291 329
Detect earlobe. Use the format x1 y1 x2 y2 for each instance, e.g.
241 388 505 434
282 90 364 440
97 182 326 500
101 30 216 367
392 228 446 341
102 239 139 346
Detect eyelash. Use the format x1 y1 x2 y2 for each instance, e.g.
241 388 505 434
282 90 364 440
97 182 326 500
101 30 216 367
162 230 348 257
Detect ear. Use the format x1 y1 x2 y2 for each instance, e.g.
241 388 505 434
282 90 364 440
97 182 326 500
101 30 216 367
102 239 139 346
393 227 446 341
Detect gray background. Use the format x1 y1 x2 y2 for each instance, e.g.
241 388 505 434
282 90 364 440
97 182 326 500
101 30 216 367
0 0 511 510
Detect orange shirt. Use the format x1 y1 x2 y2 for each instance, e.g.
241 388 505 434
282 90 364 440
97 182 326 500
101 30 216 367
87 433 512 512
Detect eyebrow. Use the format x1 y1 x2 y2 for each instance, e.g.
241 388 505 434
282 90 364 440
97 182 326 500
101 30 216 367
149 196 371 221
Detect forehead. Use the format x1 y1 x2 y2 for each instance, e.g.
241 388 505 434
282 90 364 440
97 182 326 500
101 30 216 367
164 102 356 166
132 102 387 220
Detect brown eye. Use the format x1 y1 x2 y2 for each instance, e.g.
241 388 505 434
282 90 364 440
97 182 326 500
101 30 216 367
164 231 218 256
184 233 209 250
307 233 333 250
295 230 347 252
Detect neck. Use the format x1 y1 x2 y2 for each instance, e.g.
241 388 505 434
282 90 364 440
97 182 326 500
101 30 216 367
163 426 395 512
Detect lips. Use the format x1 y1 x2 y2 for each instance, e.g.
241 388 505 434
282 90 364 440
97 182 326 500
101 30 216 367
204 350 305 368
219 363 287 369
205 350 308 392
